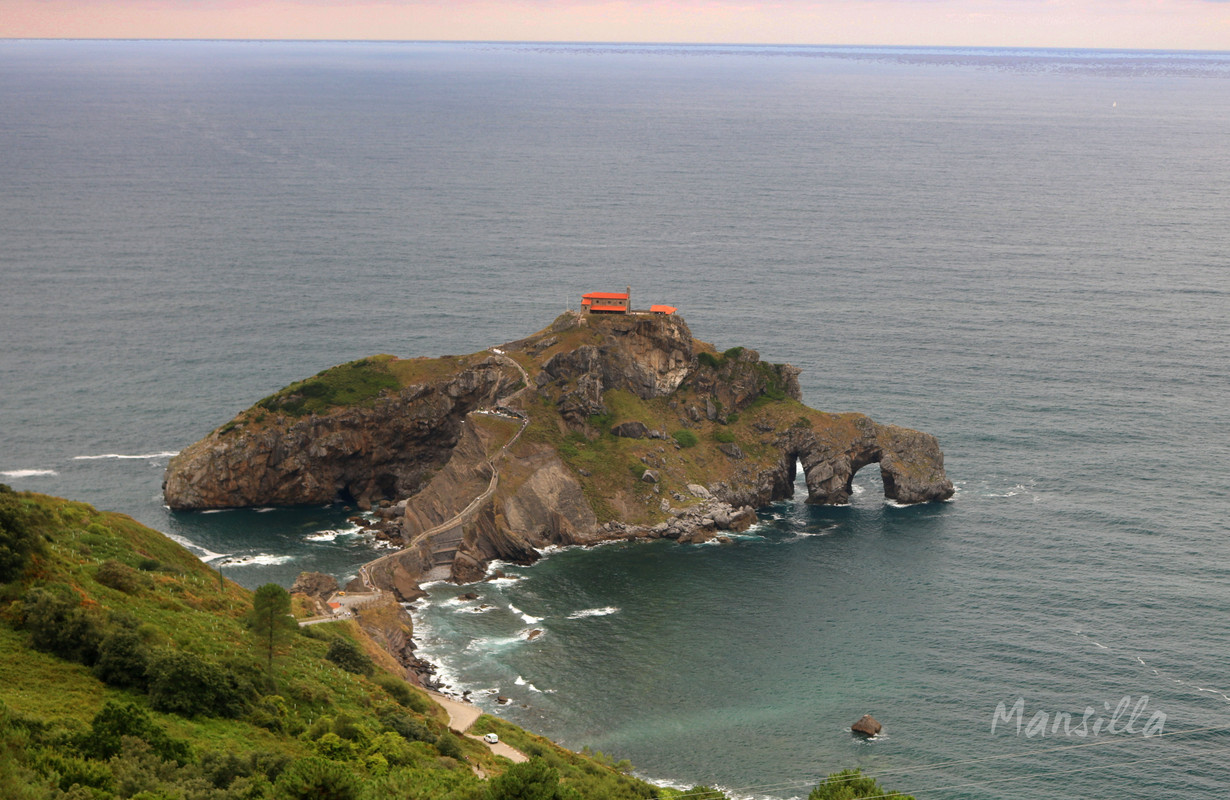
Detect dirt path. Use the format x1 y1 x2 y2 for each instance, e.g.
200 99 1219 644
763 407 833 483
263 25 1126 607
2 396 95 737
430 691 528 763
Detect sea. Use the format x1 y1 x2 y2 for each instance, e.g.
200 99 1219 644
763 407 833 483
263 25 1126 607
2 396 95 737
2 40 1228 798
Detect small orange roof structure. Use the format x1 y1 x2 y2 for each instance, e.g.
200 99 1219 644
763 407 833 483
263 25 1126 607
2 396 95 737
649 305 677 315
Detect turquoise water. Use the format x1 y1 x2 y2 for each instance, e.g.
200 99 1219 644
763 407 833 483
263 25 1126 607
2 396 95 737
2 41 1229 797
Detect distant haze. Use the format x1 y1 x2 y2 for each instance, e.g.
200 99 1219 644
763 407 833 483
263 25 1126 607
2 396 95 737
4 0 1230 51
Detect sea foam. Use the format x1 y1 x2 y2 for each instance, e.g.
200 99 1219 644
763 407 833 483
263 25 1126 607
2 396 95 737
567 606 619 619
72 451 179 460
1 469 58 478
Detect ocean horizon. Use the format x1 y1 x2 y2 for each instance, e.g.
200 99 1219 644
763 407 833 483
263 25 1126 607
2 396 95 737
2 39 1228 798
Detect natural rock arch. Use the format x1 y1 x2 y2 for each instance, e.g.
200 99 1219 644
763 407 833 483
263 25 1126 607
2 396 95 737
776 421 954 506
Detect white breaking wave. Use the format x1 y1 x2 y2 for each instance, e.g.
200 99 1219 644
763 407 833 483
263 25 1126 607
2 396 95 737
508 604 543 624
219 554 294 567
515 676 552 693
72 451 179 460
567 606 619 619
1 469 58 478
304 523 361 542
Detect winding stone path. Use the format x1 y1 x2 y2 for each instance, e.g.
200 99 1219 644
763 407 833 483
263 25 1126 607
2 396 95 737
359 351 530 590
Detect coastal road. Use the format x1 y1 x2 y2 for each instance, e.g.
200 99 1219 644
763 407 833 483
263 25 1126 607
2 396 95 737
430 691 528 763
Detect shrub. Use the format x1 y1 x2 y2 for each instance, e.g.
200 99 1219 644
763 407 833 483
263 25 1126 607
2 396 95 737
0 485 44 583
682 787 729 800
722 346 745 360
96 559 148 594
325 638 374 676
93 626 150 689
314 732 355 760
712 430 735 444
75 701 190 764
671 430 699 448
374 674 430 712
380 711 436 744
485 758 561 800
146 649 247 718
274 756 359 800
434 732 465 760
20 585 104 666
808 768 915 800
696 352 722 369
791 415 813 429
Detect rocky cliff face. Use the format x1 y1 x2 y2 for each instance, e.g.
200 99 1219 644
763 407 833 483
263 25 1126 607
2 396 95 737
166 311 954 598
163 357 520 510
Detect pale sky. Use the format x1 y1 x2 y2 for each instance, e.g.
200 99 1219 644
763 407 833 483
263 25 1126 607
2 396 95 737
3 0 1229 51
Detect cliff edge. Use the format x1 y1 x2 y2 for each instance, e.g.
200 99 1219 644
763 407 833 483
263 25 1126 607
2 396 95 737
165 312 953 598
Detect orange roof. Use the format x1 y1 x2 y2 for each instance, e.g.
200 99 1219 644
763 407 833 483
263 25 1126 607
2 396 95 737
581 298 592 305
582 291 629 300
590 304 628 312
650 305 677 314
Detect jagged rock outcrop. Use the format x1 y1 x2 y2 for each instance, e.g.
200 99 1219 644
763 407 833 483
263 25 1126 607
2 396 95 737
163 358 519 510
291 571 339 598
540 313 694 425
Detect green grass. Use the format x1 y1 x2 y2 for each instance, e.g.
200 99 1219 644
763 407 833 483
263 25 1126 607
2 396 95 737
256 357 401 417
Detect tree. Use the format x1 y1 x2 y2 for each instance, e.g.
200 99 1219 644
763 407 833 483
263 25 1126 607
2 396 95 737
250 583 296 676
808 768 914 800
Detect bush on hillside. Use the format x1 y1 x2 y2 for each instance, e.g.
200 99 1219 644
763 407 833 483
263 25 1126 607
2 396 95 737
808 768 915 800
325 637 374 676
275 755 360 800
0 485 45 584
146 649 248 718
92 624 151 689
20 584 104 665
672 430 699 448
74 701 190 764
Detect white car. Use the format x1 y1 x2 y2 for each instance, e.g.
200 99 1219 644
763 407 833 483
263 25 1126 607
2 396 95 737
483 733 499 744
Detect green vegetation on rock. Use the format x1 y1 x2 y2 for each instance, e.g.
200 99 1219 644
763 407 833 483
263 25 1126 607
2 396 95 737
256 357 401 417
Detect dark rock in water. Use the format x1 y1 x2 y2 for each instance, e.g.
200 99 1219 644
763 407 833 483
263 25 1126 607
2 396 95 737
526 629 543 641
459 592 478 601
612 421 650 439
851 714 882 737
497 696 510 705
291 571 339 598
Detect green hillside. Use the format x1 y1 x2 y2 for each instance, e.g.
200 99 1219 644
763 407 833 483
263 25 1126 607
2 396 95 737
0 485 665 800
0 485 911 800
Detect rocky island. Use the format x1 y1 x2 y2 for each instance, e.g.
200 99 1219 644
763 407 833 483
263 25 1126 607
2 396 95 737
164 309 953 601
